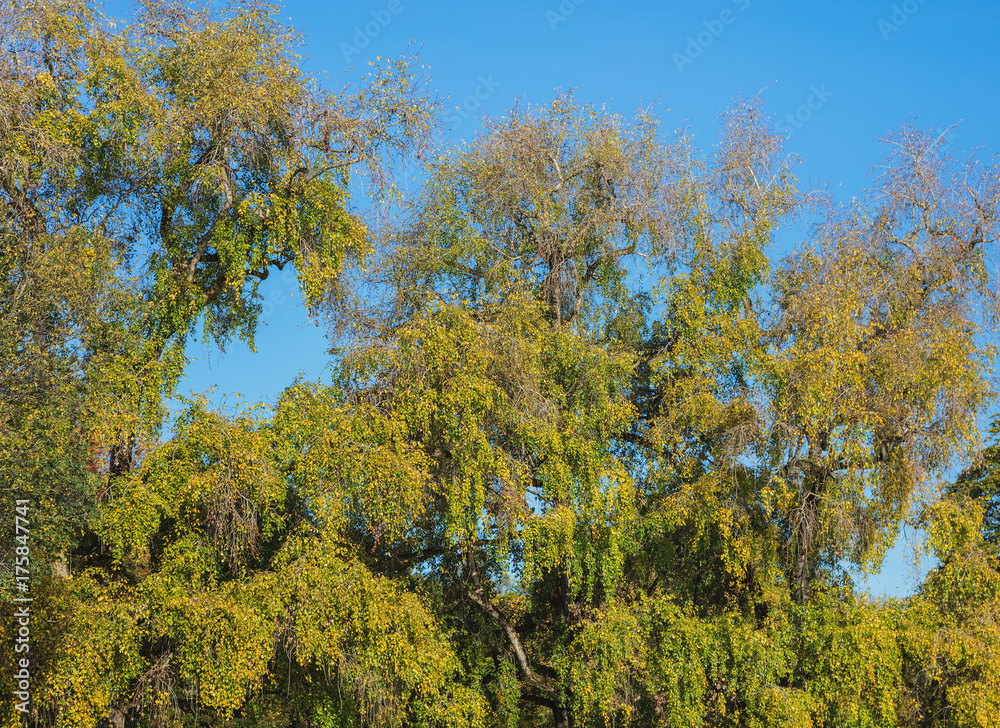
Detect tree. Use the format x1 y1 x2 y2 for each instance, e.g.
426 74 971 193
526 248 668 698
328 96 1000 726
898 471 1000 727
765 126 999 603
949 414 1000 552
4 4 1000 722
340 94 679 725
2 0 446 725
0 0 435 482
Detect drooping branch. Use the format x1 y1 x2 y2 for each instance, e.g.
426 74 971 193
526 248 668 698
463 547 560 700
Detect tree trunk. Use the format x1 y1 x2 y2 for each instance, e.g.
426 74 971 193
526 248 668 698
792 479 822 604
108 430 134 477
554 705 574 728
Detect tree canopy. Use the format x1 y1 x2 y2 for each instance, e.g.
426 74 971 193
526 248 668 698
3 2 1000 728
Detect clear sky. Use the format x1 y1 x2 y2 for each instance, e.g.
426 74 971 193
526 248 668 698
134 0 1000 598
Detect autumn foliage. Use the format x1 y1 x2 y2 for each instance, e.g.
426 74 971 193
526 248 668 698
2 2 1000 727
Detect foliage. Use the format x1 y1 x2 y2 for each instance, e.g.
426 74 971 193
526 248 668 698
2 3 1000 726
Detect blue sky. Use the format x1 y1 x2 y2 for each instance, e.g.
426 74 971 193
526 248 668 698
134 0 1000 597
